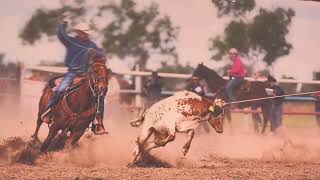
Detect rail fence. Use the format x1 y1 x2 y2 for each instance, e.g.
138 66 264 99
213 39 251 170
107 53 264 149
18 64 320 116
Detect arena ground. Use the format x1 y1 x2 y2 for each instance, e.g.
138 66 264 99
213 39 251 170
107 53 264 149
0 98 320 179
0 158 319 179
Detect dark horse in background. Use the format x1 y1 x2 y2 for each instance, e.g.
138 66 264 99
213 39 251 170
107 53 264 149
193 63 270 133
31 59 109 152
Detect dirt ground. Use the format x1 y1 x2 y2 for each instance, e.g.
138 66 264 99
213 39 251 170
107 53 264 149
1 98 320 180
0 157 319 179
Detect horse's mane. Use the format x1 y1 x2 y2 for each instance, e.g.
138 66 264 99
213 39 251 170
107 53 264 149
193 64 227 92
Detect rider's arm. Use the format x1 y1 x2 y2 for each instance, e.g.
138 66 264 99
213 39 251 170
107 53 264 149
92 45 105 59
57 21 73 47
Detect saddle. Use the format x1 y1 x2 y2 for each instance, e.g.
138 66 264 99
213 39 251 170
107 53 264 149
48 75 87 92
45 75 97 123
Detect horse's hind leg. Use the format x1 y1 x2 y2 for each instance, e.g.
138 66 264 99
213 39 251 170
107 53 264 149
31 114 43 140
251 113 260 133
41 122 60 153
261 105 269 134
32 87 52 139
182 129 195 156
225 107 233 133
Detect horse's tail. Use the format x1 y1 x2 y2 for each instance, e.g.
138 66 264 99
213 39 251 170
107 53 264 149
130 105 147 127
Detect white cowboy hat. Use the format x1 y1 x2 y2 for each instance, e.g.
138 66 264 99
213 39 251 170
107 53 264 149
229 48 238 54
73 22 94 35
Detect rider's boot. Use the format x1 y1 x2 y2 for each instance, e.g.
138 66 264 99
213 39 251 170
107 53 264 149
93 114 109 135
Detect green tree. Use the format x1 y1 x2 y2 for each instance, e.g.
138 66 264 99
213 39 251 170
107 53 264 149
19 0 179 70
211 0 256 17
209 0 295 70
249 8 295 66
19 2 86 45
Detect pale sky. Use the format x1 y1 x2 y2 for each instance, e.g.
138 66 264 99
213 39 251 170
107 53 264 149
1 0 320 80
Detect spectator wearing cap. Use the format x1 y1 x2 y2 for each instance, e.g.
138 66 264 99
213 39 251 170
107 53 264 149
266 75 285 132
251 72 263 132
143 71 163 107
185 76 205 97
226 48 247 107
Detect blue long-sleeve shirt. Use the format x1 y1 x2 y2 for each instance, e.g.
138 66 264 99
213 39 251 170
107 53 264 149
57 21 104 73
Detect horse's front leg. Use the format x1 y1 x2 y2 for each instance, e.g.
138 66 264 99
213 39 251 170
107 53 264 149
182 129 195 156
64 129 86 150
41 122 60 153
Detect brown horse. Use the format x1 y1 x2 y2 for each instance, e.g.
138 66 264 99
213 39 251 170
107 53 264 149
31 60 108 152
193 63 270 133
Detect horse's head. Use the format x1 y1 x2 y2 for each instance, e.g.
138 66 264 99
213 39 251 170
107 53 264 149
193 63 207 79
193 63 226 92
207 99 225 133
89 60 108 96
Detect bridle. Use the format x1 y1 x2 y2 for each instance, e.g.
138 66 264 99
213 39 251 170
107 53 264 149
88 62 107 97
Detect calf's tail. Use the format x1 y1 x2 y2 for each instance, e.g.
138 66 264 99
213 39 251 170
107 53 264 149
129 105 147 127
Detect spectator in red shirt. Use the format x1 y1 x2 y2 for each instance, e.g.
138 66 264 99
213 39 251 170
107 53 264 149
226 48 247 105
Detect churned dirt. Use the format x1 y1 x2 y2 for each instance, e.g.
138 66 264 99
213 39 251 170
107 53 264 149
1 98 320 179
0 159 319 180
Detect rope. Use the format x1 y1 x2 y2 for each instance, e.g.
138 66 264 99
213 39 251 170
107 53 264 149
226 90 320 105
59 22 104 57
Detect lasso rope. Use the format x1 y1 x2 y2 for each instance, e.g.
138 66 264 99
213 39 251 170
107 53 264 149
59 22 104 57
226 90 320 105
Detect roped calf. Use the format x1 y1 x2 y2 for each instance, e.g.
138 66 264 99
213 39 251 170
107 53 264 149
129 91 225 164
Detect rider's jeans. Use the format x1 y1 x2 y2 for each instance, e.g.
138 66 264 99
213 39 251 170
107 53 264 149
97 95 105 115
226 77 243 102
47 71 77 109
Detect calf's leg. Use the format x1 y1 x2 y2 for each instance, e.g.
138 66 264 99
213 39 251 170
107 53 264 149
155 128 175 146
144 128 176 152
182 129 195 156
130 127 154 164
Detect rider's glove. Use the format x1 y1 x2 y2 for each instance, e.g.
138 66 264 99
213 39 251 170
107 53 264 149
61 12 71 23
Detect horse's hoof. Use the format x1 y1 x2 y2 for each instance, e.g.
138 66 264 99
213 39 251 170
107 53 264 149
127 163 135 168
182 148 188 156
30 135 38 142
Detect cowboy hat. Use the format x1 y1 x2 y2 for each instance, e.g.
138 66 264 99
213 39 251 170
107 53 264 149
229 48 238 54
73 22 94 35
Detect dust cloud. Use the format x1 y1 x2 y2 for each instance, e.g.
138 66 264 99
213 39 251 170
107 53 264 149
1 96 320 168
